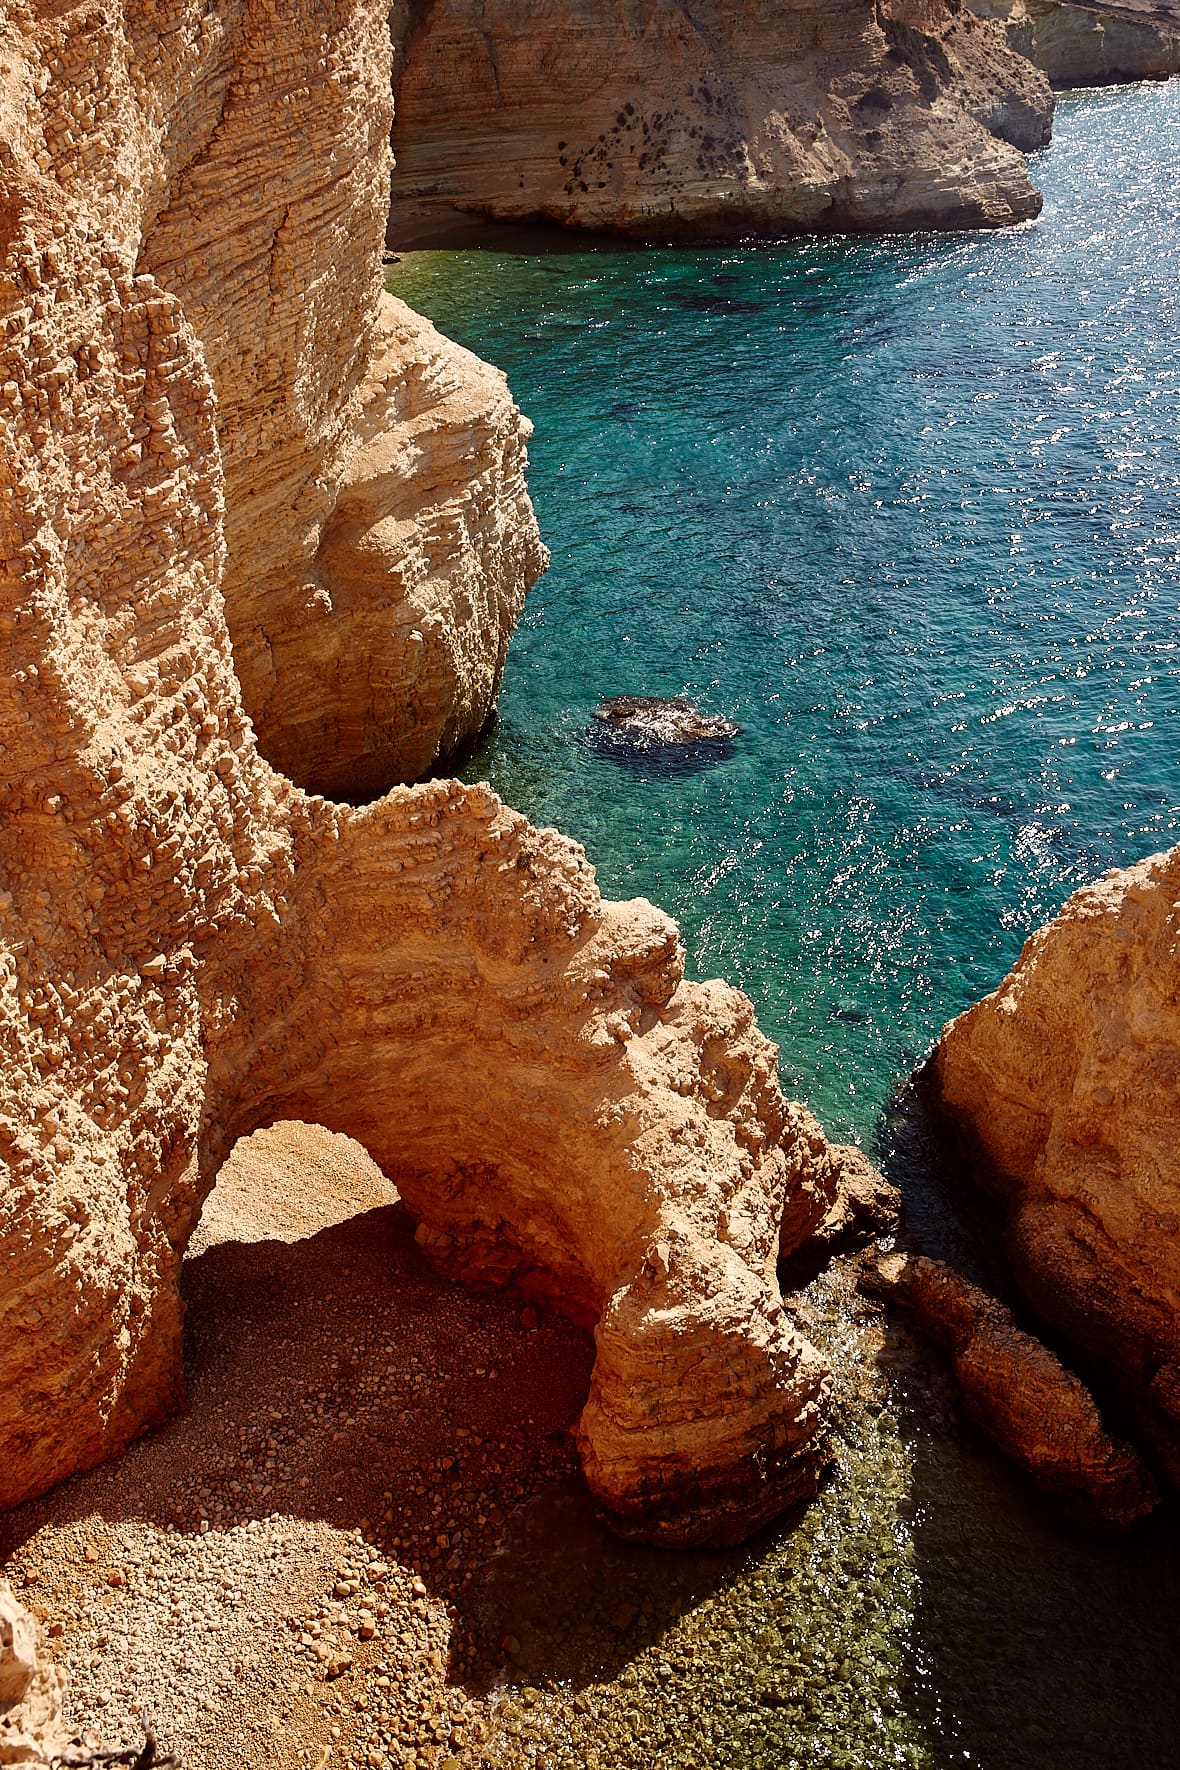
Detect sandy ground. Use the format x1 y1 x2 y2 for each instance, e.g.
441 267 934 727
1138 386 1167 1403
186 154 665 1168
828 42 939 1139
0 1124 596 1770
4 1125 957 1770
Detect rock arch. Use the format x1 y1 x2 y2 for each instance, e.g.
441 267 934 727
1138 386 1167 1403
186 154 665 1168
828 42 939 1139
0 0 835 1546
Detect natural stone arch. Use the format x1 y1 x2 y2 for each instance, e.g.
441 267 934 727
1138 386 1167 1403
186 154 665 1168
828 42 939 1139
0 0 837 1547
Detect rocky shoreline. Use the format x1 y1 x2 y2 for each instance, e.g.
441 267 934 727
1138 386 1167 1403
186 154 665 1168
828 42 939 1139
2 0 1179 1765
388 0 1054 240
968 0 1180 87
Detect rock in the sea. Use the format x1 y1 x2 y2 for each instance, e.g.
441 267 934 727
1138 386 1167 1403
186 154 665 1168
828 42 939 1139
0 1584 67 1766
968 0 1180 87
589 697 741 770
861 1255 1159 1526
0 0 843 1548
388 0 1054 239
929 846 1180 1488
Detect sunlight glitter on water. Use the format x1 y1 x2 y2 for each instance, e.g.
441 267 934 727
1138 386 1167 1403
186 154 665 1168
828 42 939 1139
392 82 1180 1770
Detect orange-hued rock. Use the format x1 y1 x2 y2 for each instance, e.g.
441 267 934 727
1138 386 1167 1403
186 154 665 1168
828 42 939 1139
862 1254 1158 1525
0 0 544 801
968 0 1180 88
779 1139 901 1259
0 0 837 1546
0 1583 66 1766
930 847 1180 1485
388 0 1054 240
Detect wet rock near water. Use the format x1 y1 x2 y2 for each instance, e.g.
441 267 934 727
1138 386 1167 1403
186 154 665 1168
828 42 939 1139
860 1252 1160 1529
588 697 741 774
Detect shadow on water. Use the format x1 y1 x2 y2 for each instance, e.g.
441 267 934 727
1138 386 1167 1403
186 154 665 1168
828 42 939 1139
877 1086 1180 1770
899 1403 1180 1770
579 727 740 780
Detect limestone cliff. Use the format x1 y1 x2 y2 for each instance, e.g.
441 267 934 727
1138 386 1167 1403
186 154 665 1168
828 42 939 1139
968 0 1180 88
388 0 1055 240
0 0 544 799
0 0 842 1546
930 846 1180 1486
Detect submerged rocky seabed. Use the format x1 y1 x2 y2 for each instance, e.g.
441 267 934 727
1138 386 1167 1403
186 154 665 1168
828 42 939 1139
390 81 1180 1770
475 1265 924 1770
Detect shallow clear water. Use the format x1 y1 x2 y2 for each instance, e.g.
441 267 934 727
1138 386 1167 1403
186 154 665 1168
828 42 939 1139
394 83 1180 1154
392 83 1180 1770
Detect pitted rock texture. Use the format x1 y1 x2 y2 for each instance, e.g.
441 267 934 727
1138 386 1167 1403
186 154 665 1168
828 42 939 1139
388 0 1054 240
780 1141 901 1260
968 0 1180 86
0 0 837 1546
0 1583 66 1767
931 846 1180 1487
861 1254 1159 1526
0 0 544 801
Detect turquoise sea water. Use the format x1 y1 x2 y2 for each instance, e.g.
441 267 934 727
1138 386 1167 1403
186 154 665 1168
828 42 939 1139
392 84 1180 1769
394 83 1180 1159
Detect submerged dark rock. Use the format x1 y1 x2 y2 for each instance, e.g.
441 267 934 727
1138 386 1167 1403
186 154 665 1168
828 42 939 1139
589 697 741 775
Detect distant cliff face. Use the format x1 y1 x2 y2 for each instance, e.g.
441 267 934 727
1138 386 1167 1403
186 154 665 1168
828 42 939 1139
388 0 1055 239
968 0 1180 88
931 846 1180 1485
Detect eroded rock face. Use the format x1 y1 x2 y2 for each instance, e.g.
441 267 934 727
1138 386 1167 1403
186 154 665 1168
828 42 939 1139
0 0 837 1546
968 0 1180 87
0 0 544 802
781 1142 901 1260
930 847 1180 1486
861 1254 1158 1526
0 1584 66 1767
388 0 1054 239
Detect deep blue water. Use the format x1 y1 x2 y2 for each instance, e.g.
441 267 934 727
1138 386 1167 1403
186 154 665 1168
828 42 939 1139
393 82 1180 1160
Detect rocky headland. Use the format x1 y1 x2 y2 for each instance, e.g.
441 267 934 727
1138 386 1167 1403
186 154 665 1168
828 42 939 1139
0 0 886 1558
967 0 1180 87
387 0 1055 240
929 845 1180 1487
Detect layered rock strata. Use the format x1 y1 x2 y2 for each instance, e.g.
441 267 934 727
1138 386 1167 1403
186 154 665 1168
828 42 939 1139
968 0 1180 87
930 846 1180 1487
862 1254 1158 1525
0 0 544 801
388 0 1054 240
0 0 838 1546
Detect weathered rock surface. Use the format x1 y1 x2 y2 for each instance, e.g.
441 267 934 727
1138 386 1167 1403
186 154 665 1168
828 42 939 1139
930 846 1180 1486
0 1584 66 1766
0 0 839 1547
307 297 547 799
862 1254 1158 1524
782 1142 901 1259
968 0 1180 87
1 0 544 800
388 0 1054 240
